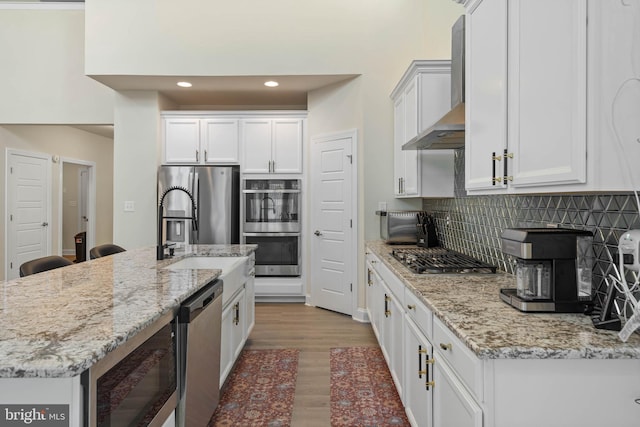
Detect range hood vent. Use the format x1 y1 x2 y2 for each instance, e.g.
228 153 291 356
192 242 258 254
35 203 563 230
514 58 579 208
403 15 465 150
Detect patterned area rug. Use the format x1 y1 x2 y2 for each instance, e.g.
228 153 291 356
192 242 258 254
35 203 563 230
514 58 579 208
209 348 299 427
330 347 410 427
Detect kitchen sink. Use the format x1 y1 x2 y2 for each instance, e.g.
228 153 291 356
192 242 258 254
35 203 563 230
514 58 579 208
165 256 245 273
165 256 250 305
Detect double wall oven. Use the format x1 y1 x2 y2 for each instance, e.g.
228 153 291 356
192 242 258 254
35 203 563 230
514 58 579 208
243 179 301 276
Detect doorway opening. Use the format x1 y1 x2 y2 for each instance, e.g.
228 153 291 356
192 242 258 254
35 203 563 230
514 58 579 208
59 158 96 263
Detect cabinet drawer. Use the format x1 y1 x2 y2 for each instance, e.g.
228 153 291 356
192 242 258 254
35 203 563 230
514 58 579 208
433 316 483 401
366 252 404 302
405 289 432 339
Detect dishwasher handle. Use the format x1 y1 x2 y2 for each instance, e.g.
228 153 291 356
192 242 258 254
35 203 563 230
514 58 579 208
179 279 223 323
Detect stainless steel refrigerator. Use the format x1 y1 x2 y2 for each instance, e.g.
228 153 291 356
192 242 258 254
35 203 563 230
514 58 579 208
158 165 240 246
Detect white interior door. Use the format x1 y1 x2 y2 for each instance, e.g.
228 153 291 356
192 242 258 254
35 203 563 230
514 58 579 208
310 131 356 316
78 167 89 233
6 150 51 280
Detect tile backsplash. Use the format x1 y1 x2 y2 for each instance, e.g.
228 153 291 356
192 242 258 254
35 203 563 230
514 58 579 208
422 149 640 313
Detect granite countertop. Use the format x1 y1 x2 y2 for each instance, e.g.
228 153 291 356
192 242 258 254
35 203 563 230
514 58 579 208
366 240 640 360
0 244 257 378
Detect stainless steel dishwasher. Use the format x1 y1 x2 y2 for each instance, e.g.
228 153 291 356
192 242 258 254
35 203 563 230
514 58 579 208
176 279 223 427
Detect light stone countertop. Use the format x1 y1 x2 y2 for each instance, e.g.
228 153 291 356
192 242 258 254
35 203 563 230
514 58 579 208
366 240 640 359
0 244 257 378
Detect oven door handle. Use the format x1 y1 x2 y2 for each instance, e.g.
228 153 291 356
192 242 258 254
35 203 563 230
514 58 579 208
243 232 300 237
242 189 301 194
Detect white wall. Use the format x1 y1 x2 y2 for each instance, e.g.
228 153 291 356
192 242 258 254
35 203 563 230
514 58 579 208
85 0 465 246
112 91 174 250
0 7 114 124
62 163 82 254
0 125 114 278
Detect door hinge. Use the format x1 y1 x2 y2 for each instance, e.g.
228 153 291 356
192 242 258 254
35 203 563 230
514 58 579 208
10 262 12 269
350 283 353 292
350 219 352 228
347 154 352 164
9 214 13 221
10 166 13 174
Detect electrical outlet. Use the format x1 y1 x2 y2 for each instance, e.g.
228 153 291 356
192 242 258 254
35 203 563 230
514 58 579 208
124 201 135 212
619 229 640 272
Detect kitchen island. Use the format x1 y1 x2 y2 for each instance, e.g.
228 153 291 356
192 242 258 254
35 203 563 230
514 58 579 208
0 244 256 426
366 240 640 427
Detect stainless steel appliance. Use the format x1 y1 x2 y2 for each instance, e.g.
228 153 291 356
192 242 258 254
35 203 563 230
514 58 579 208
83 311 177 427
177 279 223 427
243 179 301 277
158 166 240 248
378 210 438 246
499 228 594 313
243 179 300 232
391 247 496 274
402 15 465 150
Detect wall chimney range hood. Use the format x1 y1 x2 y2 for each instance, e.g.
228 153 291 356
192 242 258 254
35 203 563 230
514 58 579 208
403 15 465 150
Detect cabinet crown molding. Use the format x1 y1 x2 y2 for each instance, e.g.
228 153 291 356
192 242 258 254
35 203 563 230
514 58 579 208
390 60 452 100
161 110 308 118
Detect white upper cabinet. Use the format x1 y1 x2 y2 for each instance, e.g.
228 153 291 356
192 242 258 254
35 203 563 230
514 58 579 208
508 0 587 189
391 61 455 198
464 0 640 194
241 118 304 174
163 117 201 164
163 116 239 164
464 0 508 191
201 118 240 164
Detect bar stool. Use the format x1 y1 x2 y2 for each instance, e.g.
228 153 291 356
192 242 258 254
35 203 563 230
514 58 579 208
19 256 73 277
89 244 126 259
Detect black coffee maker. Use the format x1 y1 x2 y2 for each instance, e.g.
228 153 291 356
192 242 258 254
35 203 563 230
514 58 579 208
499 228 594 313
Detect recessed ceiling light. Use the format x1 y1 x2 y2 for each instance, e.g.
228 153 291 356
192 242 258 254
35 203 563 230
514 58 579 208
264 81 279 87
177 81 192 88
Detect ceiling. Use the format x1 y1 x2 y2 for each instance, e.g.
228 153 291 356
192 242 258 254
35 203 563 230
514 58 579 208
91 74 358 108
74 74 357 140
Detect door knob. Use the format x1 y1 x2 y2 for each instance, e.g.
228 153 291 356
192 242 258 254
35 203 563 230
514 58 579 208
314 230 322 236
42 222 48 227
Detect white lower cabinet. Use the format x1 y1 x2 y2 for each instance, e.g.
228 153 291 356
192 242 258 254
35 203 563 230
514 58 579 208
404 318 434 427
366 250 483 427
219 256 255 388
432 356 483 427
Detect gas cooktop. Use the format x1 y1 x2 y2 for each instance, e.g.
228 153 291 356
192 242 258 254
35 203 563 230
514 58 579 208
391 247 497 274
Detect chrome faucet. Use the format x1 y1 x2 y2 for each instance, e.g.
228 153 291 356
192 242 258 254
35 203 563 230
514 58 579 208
157 186 198 260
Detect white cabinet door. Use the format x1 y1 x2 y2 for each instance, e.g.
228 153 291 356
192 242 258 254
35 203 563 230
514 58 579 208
366 261 383 341
242 118 303 174
465 0 508 191
380 281 404 398
433 357 483 427
272 119 303 174
508 0 587 188
242 119 273 173
164 118 201 164
220 288 246 387
393 97 406 197
244 275 255 339
404 318 434 427
201 118 239 164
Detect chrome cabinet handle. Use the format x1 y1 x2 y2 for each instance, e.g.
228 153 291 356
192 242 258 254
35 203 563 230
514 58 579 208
204 150 208 162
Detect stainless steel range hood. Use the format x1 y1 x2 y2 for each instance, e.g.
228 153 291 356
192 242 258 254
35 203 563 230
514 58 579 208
403 15 465 150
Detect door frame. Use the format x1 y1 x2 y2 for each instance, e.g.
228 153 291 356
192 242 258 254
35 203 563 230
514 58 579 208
308 129 359 319
4 148 52 280
58 158 96 261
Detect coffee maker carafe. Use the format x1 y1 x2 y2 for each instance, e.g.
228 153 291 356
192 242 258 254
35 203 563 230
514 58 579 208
499 228 594 313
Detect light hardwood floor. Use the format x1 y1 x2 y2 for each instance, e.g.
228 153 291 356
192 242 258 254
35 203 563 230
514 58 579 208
245 303 379 427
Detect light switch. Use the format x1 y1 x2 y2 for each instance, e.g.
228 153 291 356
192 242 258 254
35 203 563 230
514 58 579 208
124 201 135 212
